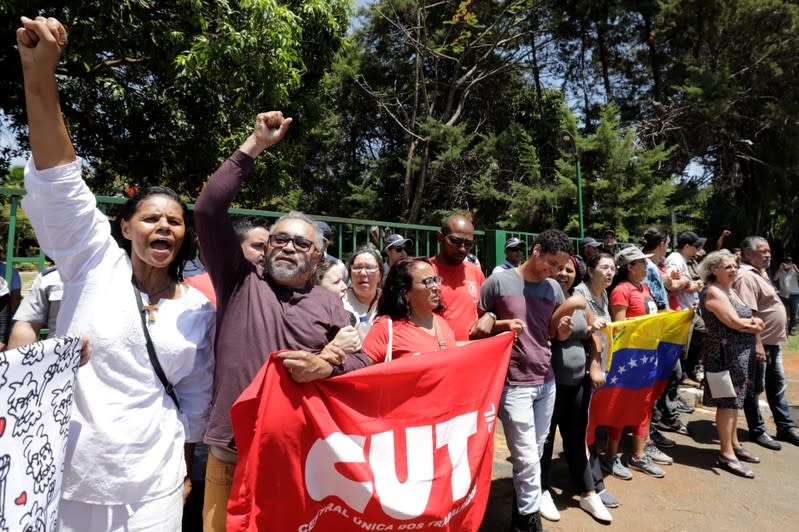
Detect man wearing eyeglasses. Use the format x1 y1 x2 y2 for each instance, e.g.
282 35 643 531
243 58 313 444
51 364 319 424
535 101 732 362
194 112 370 531
430 214 486 341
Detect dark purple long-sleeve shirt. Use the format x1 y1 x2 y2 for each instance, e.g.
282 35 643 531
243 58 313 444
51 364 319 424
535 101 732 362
195 150 368 447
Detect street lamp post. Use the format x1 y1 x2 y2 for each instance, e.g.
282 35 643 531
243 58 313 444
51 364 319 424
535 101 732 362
560 131 584 239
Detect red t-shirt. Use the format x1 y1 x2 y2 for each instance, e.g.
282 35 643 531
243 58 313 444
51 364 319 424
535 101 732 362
185 272 217 308
430 256 485 341
362 315 457 363
609 281 657 318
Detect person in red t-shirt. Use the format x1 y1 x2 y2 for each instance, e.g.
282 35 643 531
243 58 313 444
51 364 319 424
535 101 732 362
604 246 667 479
362 257 456 363
429 214 485 341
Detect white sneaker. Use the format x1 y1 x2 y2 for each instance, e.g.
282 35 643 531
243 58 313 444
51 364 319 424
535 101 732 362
580 492 613 523
539 490 560 522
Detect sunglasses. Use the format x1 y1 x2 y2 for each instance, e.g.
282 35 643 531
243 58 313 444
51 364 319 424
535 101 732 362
445 235 475 249
269 233 315 252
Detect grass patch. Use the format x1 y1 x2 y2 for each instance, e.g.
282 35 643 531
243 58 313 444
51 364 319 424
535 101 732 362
786 334 799 354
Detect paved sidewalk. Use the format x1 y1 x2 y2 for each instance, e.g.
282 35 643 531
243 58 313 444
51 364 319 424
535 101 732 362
480 351 799 531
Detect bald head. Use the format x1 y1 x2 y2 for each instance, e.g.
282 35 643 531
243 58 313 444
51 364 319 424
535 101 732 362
437 214 475 265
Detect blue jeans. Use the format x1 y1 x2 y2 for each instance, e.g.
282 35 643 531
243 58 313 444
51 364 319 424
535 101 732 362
499 380 556 515
781 294 799 333
743 344 797 436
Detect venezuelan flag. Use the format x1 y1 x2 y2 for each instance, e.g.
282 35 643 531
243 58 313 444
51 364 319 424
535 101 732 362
586 310 693 445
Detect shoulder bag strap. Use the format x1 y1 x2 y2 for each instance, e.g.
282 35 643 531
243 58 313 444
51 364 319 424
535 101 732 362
433 316 448 350
132 282 180 408
386 316 393 362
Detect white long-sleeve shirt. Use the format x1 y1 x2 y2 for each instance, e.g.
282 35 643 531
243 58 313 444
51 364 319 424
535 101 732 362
23 157 215 505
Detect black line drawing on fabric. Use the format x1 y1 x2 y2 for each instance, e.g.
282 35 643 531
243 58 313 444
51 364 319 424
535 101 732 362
0 352 8 389
0 455 9 532
8 372 42 436
50 382 73 438
42 337 81 393
24 425 56 501
19 499 44 532
16 343 46 367
7 373 43 438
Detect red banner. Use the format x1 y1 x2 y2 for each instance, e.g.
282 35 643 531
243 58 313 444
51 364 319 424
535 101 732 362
227 333 514 532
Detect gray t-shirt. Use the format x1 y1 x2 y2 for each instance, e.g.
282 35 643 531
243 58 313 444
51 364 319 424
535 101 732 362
13 267 62 338
550 308 590 386
479 268 565 385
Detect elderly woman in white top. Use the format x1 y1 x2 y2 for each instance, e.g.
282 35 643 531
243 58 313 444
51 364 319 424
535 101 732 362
18 16 214 531
343 247 384 336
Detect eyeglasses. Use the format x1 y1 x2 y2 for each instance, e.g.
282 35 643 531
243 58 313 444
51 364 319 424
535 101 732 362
351 265 380 274
445 235 475 249
269 233 315 252
416 275 443 288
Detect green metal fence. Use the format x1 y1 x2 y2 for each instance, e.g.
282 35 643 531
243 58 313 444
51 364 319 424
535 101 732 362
2 186 583 280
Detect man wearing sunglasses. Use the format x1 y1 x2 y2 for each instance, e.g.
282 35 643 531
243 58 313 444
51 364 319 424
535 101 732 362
430 214 486 341
194 112 370 531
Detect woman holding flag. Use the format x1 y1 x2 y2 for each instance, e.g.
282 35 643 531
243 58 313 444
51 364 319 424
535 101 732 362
699 250 764 478
603 247 668 479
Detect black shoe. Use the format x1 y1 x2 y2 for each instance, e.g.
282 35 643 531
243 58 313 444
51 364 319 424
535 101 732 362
512 510 548 532
776 428 799 446
751 432 782 451
675 398 694 414
654 419 689 435
650 428 677 449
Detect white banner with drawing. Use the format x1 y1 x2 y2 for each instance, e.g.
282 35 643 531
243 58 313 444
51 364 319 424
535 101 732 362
0 336 82 531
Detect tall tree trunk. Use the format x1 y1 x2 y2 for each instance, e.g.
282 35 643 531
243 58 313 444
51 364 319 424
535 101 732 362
408 142 430 224
403 138 418 217
595 20 612 101
580 31 591 119
530 12 544 115
642 12 661 103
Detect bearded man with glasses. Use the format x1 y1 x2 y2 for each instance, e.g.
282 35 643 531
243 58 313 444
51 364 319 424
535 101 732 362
429 214 486 341
194 112 370 531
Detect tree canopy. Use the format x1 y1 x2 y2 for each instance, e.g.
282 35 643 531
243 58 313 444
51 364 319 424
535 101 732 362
2 0 798 256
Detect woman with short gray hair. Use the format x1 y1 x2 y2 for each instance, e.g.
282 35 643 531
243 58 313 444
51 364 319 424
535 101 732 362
698 250 765 478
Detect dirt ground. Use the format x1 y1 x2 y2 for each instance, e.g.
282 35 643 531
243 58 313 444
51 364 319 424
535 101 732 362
480 350 799 532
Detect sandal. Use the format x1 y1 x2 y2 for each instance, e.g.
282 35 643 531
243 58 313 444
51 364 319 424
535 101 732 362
733 446 760 464
717 455 755 478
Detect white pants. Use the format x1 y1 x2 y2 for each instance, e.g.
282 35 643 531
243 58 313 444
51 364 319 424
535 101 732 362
58 484 182 532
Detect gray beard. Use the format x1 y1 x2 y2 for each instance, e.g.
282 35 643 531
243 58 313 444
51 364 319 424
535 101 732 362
267 260 311 283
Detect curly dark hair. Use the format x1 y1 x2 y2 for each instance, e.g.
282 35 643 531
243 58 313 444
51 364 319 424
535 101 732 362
535 229 574 256
377 257 443 320
114 186 193 281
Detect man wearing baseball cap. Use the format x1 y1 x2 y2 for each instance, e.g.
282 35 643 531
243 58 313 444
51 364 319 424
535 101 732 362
492 237 526 274
664 231 705 310
580 236 602 262
601 230 617 255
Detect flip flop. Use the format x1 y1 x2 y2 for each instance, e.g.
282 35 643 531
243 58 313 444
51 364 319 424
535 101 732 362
717 455 755 479
733 446 760 464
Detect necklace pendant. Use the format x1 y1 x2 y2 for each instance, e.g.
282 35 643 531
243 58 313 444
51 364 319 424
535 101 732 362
142 304 159 322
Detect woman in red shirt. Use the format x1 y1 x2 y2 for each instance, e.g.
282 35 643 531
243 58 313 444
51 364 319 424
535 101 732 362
603 247 666 480
362 257 457 362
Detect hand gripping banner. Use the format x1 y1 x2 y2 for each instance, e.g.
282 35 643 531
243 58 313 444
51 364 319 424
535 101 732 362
227 333 514 532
